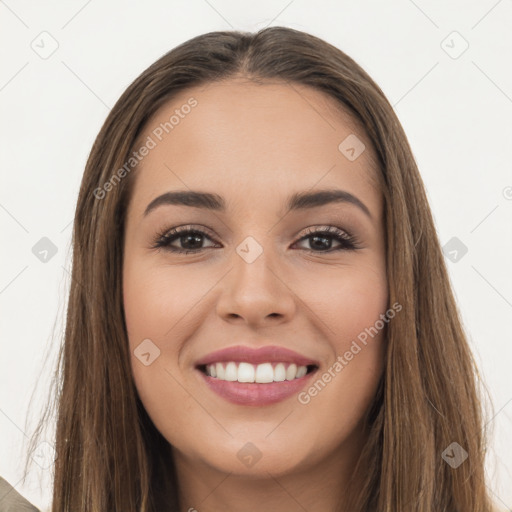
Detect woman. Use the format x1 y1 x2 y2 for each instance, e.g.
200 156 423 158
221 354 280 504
23 26 496 511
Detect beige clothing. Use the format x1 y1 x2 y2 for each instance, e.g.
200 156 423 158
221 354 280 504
0 477 40 512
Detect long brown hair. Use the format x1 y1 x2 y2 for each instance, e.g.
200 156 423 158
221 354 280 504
24 26 495 511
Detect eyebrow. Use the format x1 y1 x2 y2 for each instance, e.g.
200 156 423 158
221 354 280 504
143 189 372 219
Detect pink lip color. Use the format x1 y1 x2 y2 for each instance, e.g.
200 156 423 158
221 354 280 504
195 345 319 406
197 368 317 406
195 345 319 367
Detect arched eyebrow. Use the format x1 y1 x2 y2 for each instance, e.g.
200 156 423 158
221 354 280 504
143 189 372 220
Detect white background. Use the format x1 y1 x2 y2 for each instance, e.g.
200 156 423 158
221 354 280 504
1 1 511 511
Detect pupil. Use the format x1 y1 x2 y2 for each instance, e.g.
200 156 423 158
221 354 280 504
184 234 202 249
311 235 331 251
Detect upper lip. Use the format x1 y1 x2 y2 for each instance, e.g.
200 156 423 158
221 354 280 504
195 345 319 367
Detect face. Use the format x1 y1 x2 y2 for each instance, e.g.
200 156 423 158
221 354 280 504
122 79 388 480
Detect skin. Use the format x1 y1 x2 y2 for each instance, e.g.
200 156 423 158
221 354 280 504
122 78 388 512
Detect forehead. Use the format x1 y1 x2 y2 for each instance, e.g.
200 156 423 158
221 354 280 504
129 79 382 218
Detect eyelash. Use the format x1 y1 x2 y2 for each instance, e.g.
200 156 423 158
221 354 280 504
151 225 361 255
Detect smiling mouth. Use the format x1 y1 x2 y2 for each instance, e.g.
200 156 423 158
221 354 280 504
197 362 318 383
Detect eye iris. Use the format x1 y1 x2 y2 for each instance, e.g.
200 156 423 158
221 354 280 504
310 235 332 251
181 233 203 249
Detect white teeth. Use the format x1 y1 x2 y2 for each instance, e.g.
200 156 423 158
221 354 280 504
215 362 225 380
255 363 274 383
274 363 286 382
286 363 297 381
204 362 310 383
296 365 307 378
224 362 238 381
237 362 255 382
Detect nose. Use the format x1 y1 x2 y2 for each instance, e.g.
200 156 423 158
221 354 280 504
215 246 296 328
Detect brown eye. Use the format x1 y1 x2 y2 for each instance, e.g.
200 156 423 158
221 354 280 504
294 226 359 252
152 227 219 254
152 225 360 255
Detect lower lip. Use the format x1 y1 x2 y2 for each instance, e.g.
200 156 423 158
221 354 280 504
197 368 317 406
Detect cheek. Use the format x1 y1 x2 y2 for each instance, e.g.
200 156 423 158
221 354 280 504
295 260 388 347
122 259 212 404
122 262 201 439
292 262 388 423
123 261 203 345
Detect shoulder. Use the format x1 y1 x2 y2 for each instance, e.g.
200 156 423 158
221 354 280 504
491 501 510 512
0 477 41 512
